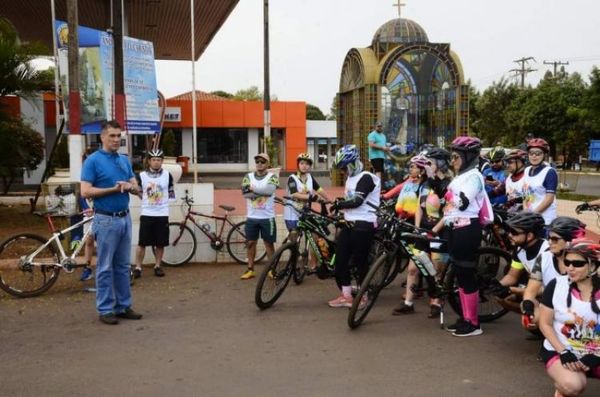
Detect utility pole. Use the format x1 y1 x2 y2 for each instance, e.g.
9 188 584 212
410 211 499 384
263 0 271 150
510 57 536 88
543 60 569 77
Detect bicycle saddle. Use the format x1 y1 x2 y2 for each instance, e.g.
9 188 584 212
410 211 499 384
219 205 235 212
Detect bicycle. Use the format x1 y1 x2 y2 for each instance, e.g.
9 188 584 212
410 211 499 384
575 203 600 228
157 190 267 266
348 203 512 329
254 196 347 309
0 212 94 298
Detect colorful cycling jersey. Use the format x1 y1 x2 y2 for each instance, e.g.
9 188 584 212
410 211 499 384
419 176 450 229
444 168 488 223
283 173 321 222
511 239 560 286
482 167 507 205
242 172 279 219
394 178 421 219
542 276 600 358
505 170 525 211
523 164 557 225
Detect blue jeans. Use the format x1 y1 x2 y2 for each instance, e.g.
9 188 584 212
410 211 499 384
92 213 132 315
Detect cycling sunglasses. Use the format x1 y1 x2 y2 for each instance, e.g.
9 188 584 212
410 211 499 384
255 159 267 164
563 259 589 268
548 236 563 243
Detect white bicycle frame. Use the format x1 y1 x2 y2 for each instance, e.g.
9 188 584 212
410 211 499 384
24 216 94 268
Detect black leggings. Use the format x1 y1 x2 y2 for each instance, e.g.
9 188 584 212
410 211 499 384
449 219 482 294
334 222 375 288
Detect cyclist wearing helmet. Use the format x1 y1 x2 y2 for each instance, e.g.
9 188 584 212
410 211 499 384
519 217 587 330
328 144 380 308
132 149 175 279
539 239 600 396
443 136 492 337
504 149 528 212
482 146 507 206
284 153 329 231
523 138 558 225
393 149 452 317
491 212 556 313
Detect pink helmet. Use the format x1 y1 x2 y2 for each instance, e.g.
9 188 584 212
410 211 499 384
565 238 600 265
410 155 429 169
527 138 550 153
450 136 482 152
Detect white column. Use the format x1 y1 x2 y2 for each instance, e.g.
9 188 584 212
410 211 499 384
247 128 259 171
20 95 46 184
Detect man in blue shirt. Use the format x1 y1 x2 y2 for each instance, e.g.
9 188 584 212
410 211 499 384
367 122 389 178
80 120 143 325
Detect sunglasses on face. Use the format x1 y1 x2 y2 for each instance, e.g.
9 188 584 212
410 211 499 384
548 236 564 243
564 259 589 268
255 159 267 164
529 150 544 157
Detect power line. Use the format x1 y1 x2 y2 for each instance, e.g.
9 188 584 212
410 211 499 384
543 60 569 77
509 57 537 88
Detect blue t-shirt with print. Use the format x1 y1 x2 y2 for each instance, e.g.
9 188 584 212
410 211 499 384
81 149 135 212
368 130 386 160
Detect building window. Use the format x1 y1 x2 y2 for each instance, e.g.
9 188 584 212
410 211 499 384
197 128 248 163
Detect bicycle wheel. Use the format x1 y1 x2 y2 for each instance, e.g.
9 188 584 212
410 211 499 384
226 221 267 265
255 242 296 309
158 222 196 266
0 234 61 298
292 232 308 285
348 252 392 329
446 246 511 323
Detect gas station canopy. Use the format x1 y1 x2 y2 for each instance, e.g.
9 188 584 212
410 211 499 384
0 0 239 60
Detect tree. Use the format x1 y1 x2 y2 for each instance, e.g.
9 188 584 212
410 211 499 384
465 81 480 135
161 129 177 157
584 67 600 137
306 103 326 120
474 78 520 146
0 18 52 101
210 90 234 99
0 119 45 194
326 96 337 120
233 86 262 101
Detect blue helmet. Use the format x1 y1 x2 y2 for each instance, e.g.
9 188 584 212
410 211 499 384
333 145 360 169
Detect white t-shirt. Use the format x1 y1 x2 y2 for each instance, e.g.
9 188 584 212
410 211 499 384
343 171 380 223
244 172 278 219
443 168 487 222
505 172 526 203
284 173 316 222
513 240 560 286
139 170 172 217
523 165 557 225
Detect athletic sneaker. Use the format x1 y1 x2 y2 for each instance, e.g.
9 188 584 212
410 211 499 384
452 321 483 337
392 302 415 315
445 318 466 332
132 267 142 279
328 295 353 308
154 266 165 277
428 304 442 319
240 269 256 280
80 266 93 282
70 240 81 252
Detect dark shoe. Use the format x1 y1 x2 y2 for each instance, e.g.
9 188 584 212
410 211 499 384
133 267 142 279
452 320 483 337
445 318 466 332
428 304 442 319
99 313 119 325
392 303 415 315
154 266 165 277
116 308 143 320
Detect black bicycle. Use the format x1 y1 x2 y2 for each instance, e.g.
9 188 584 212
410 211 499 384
348 203 512 329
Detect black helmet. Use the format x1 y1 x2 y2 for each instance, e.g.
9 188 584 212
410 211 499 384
426 147 450 161
505 211 545 237
488 146 506 162
549 217 586 242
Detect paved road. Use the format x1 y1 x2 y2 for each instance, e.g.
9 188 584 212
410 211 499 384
1 264 599 397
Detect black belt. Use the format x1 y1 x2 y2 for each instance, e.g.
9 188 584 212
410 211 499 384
95 209 129 217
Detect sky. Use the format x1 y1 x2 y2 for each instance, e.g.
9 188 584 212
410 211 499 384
157 0 600 114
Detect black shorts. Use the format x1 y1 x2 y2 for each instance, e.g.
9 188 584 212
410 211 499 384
370 158 384 173
138 216 169 247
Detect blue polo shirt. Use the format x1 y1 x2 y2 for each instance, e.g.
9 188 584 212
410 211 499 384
81 149 134 212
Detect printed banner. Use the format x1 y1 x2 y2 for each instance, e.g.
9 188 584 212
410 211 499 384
54 21 159 134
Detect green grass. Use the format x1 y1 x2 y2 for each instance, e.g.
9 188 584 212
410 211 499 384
556 192 600 202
